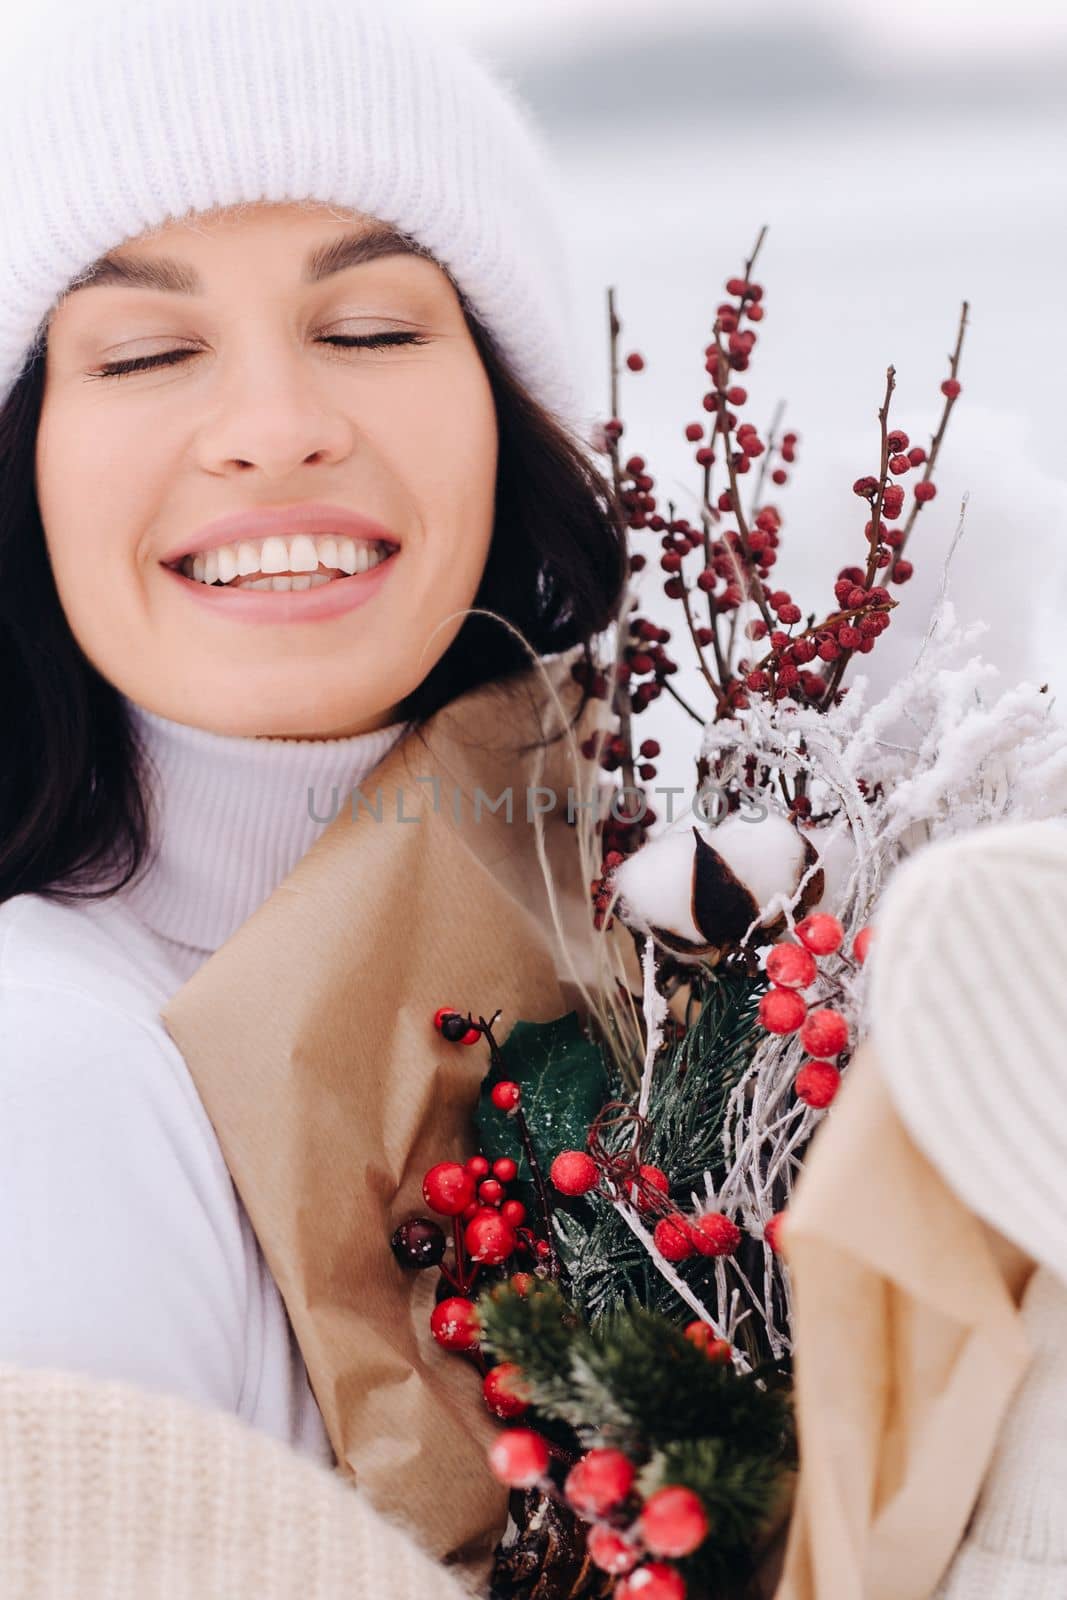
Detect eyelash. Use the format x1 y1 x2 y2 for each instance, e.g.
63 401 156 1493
90 331 431 379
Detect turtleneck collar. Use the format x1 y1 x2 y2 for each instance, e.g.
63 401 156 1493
117 696 412 960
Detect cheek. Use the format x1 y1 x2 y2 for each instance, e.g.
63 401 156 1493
35 397 162 627
386 359 498 589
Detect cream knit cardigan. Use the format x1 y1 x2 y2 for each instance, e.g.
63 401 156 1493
0 1361 483 1599
868 817 1067 1598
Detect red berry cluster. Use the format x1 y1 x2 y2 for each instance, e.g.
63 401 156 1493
390 1011 558 1423
488 1435 709 1599
756 914 874 1108
549 1143 744 1286
575 240 967 899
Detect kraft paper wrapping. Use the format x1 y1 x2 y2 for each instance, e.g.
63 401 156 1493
774 1035 1034 1600
159 656 639 1586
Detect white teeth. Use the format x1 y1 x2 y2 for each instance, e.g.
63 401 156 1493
216 545 238 584
236 540 261 576
260 536 290 575
288 535 321 573
180 532 393 588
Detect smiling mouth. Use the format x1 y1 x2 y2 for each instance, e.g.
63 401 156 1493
167 532 398 590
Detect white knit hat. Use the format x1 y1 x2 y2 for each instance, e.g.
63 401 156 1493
0 0 582 428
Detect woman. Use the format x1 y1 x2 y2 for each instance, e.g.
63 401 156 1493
0 0 626 1485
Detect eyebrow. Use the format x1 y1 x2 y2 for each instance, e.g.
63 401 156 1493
62 223 431 297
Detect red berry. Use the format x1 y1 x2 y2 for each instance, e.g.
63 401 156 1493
492 1157 518 1183
914 480 937 503
888 453 911 476
422 1161 477 1217
483 1363 530 1419
501 1199 526 1227
430 1296 480 1351
886 430 909 453
509 1272 534 1297
639 1485 709 1559
907 445 927 467
479 1179 504 1205
796 1060 842 1108
435 1004 483 1043
689 1211 741 1257
684 1322 733 1363
465 1155 490 1179
626 352 645 372
653 1217 695 1261
765 942 817 989
941 378 961 399
564 1448 636 1516
799 1007 849 1058
758 986 807 1034
464 1211 517 1265
635 1164 670 1211
765 1212 787 1255
587 1524 640 1576
488 1428 549 1488
433 1006 482 1045
617 1565 686 1600
853 925 874 964
794 913 844 955
550 1150 599 1196
685 422 704 442
491 1081 521 1113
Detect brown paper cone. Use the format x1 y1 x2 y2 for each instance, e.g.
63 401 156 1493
160 656 638 1582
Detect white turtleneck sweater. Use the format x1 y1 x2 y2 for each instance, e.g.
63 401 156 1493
0 697 411 1467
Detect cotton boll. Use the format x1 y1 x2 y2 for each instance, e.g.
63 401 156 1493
610 827 704 945
609 807 825 961
699 812 808 922
798 815 858 922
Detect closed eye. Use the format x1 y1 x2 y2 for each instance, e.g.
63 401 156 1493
88 330 431 379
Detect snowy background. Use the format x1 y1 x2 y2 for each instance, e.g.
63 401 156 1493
420 0 1067 816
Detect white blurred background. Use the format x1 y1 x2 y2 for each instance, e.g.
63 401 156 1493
420 0 1067 811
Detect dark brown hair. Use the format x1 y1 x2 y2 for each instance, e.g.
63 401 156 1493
0 304 628 906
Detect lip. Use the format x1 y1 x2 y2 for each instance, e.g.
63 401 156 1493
160 500 401 566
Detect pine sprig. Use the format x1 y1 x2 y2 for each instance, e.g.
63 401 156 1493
647 1436 795 1596
579 1306 790 1457
477 1281 793 1597
558 966 767 1324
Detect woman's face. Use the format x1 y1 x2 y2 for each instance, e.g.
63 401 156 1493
36 200 498 737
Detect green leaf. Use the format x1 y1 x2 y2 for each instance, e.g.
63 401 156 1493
473 1012 610 1216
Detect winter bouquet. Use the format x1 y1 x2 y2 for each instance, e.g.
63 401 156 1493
388 229 1067 1600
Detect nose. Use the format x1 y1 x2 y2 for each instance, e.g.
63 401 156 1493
194 343 357 480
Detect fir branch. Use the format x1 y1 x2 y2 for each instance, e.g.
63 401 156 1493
478 1280 581 1418
561 967 767 1329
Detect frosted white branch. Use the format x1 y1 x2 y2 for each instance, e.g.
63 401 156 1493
611 1198 752 1374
